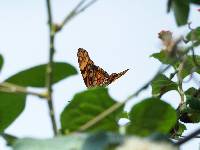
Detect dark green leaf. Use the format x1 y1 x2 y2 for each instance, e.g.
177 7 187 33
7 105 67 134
118 111 129 119
170 122 186 139
171 0 190 26
186 95 200 110
82 132 123 150
61 87 123 133
185 87 199 96
151 74 178 96
186 27 200 44
0 92 26 132
6 62 77 87
0 54 3 71
178 103 200 123
127 97 177 136
13 135 87 150
190 0 200 5
1 133 18 146
176 55 200 78
150 51 176 65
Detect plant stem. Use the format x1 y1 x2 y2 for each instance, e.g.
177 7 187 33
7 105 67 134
175 128 200 146
46 0 58 136
0 82 46 98
177 56 186 104
59 0 98 31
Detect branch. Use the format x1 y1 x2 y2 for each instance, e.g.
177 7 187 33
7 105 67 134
177 56 187 104
58 0 98 31
0 82 46 98
46 0 58 136
175 128 200 146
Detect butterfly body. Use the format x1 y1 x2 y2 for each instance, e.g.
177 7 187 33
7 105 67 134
77 48 128 88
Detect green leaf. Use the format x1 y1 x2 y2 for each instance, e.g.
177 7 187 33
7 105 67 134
82 132 123 150
13 135 87 150
190 0 200 5
0 92 26 132
186 27 200 46
127 97 177 136
118 111 129 119
150 51 176 65
0 54 3 71
6 62 77 87
177 55 200 78
178 103 200 123
61 87 123 133
185 87 199 96
185 87 200 106
151 74 178 96
171 0 190 26
170 122 186 139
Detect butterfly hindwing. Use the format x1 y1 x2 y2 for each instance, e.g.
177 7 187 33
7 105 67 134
77 48 128 88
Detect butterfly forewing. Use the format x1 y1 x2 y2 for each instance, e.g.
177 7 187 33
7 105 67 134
77 48 128 88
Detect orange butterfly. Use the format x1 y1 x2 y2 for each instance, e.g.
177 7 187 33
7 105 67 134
77 48 129 88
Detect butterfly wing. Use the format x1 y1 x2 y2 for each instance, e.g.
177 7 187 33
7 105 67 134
108 69 129 84
77 48 110 88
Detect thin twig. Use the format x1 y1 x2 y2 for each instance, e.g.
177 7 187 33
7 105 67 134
46 0 58 136
0 82 46 98
76 0 98 14
59 0 98 31
180 135 200 138
191 47 200 67
175 128 200 146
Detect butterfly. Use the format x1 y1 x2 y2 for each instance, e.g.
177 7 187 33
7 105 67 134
77 48 129 88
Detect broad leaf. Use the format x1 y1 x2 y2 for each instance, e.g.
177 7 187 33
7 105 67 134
151 74 178 96
0 54 3 71
185 87 200 110
127 97 177 136
177 55 200 79
151 51 175 65
13 135 87 150
6 62 77 87
61 87 123 133
186 27 200 43
178 103 200 123
0 92 26 132
171 0 190 26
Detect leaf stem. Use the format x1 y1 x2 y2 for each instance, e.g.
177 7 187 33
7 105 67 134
46 0 58 136
0 82 46 98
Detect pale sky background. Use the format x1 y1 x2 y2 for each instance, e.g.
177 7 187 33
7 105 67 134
0 0 200 150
